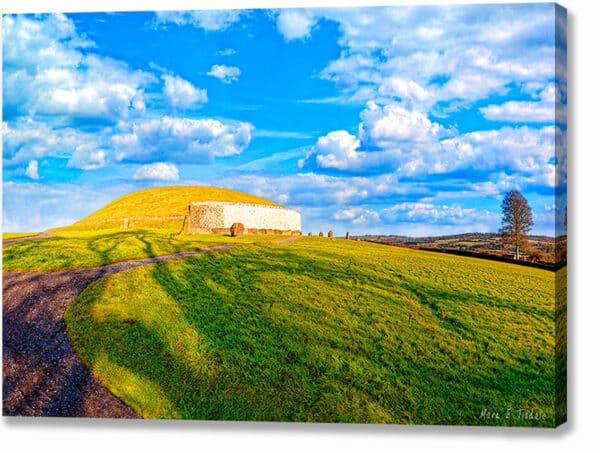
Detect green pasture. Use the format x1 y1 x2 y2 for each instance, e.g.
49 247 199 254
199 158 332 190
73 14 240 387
65 237 562 426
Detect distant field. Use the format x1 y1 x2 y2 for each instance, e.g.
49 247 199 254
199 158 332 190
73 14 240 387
66 237 561 426
2 229 282 271
2 232 38 240
360 232 566 265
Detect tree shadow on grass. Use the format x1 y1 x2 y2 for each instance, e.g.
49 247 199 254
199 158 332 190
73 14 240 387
66 243 559 425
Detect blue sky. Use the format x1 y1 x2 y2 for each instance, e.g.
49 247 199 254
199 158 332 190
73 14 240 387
2 4 566 236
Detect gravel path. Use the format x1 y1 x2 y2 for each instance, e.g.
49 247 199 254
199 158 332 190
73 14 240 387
3 232 55 247
2 243 241 417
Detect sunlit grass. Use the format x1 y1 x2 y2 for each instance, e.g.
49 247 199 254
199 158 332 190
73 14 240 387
2 228 283 271
2 232 39 240
75 185 281 227
66 237 561 426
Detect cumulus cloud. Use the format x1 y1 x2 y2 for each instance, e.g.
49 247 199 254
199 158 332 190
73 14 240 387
311 130 361 170
154 10 243 31
381 202 497 227
302 100 452 175
314 3 560 112
162 74 207 109
334 207 381 225
25 160 40 180
480 83 566 124
276 9 317 41
439 126 557 175
3 14 153 123
2 119 101 166
206 64 241 84
67 145 108 170
304 95 560 186
358 100 449 148
113 116 253 163
133 162 180 181
378 77 432 108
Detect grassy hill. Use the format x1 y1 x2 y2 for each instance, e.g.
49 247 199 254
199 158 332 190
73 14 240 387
74 186 281 227
66 237 563 426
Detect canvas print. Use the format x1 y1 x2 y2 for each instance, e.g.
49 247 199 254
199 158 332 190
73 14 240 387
2 3 567 427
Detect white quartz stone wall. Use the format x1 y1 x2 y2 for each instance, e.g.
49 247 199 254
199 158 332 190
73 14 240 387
189 202 301 231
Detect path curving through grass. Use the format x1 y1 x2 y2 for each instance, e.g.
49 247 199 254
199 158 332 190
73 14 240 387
2 243 240 417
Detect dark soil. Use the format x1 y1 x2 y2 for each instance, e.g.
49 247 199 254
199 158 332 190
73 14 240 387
2 243 240 418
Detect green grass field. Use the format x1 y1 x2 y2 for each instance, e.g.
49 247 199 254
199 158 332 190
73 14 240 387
2 232 39 240
65 237 562 426
2 228 283 271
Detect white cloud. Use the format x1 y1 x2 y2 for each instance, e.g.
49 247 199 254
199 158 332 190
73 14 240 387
25 160 40 180
133 162 179 181
416 26 444 40
217 173 373 209
211 173 503 235
2 119 102 166
378 77 432 108
162 74 208 109
154 10 243 31
480 83 565 123
382 202 497 227
334 207 381 225
313 4 560 112
359 100 448 148
439 126 557 175
3 14 153 122
276 10 317 41
303 100 451 175
113 116 253 163
2 181 125 231
2 14 89 71
206 64 241 84
304 97 560 187
312 130 361 170
67 145 108 170
218 48 236 56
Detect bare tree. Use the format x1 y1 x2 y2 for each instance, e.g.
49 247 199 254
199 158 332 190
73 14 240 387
500 190 533 260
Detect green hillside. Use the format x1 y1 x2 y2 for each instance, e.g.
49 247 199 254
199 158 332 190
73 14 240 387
74 186 281 226
66 237 562 426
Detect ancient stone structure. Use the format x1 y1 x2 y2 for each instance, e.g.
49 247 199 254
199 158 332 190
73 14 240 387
188 202 301 235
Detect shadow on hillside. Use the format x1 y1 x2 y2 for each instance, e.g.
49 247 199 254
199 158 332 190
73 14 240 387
65 243 559 425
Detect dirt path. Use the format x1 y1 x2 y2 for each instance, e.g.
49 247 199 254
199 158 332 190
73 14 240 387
2 243 241 417
3 232 55 247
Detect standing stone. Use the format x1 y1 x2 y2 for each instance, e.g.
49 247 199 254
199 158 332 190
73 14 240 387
346 232 350 240
308 232 313 237
318 231 324 237
327 230 334 239
230 222 245 237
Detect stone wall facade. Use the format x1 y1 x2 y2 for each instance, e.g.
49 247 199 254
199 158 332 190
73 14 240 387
188 202 301 235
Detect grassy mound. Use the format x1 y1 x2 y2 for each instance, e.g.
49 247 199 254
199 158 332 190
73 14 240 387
74 186 281 226
66 238 561 426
